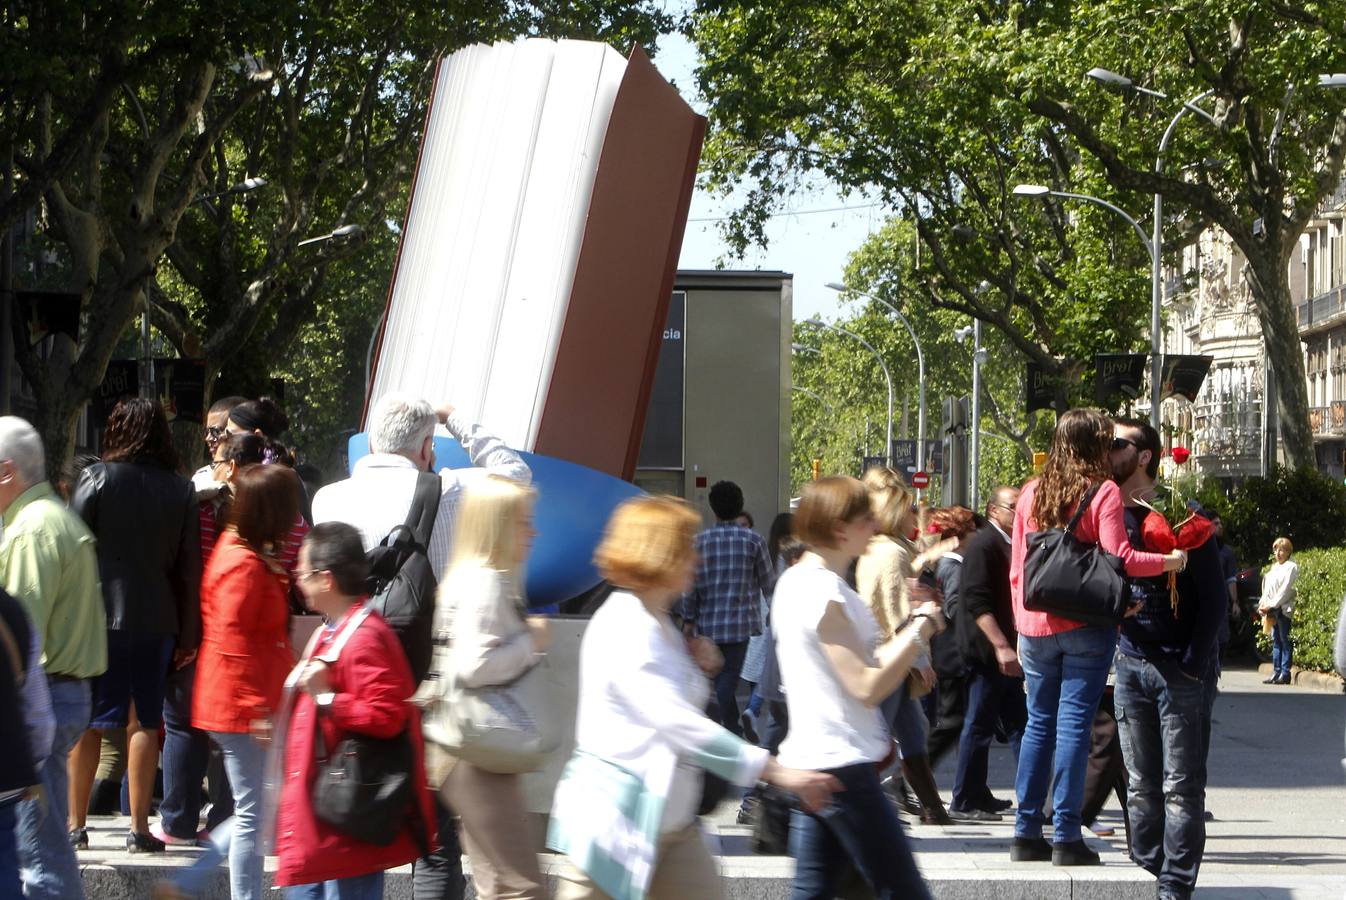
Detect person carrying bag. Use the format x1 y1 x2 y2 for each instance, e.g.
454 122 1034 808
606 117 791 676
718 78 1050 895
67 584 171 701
272 523 436 899
421 477 553 900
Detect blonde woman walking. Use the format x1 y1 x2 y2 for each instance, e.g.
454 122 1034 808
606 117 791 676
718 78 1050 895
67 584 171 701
436 476 550 899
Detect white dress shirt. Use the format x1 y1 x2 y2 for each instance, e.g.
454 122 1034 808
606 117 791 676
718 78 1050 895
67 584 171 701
311 411 530 577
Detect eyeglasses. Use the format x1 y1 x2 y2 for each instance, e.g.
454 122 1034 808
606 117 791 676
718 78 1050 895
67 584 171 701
295 568 324 581
1110 437 1138 451
208 459 228 470
992 502 1016 512
204 425 227 444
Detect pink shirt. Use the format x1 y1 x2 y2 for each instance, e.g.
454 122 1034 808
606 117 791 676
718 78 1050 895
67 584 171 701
1010 479 1167 637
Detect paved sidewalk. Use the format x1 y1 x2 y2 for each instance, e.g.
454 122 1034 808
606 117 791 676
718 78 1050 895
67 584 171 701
75 667 1345 898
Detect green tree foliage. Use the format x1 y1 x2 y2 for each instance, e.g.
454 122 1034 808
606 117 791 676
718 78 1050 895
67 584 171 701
1195 465 1346 567
2 1 673 474
691 0 1346 469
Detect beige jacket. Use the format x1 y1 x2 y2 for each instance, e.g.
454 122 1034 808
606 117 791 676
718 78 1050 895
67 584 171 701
856 534 920 638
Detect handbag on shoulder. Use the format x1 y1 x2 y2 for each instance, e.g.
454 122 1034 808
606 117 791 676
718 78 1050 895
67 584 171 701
419 647 559 775
1023 483 1128 627
311 725 417 846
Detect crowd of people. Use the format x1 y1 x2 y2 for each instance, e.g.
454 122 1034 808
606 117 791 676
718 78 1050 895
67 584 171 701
0 392 1287 900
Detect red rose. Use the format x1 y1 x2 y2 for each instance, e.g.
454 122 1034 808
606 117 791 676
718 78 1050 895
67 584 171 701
1171 446 1191 464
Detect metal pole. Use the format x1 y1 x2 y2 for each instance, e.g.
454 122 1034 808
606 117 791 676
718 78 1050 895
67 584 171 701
1150 91 1214 430
970 319 982 509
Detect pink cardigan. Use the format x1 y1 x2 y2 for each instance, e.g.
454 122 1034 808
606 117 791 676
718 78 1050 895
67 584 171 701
1009 479 1167 637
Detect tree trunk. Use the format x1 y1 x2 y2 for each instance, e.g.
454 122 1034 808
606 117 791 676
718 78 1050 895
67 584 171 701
1248 256 1314 469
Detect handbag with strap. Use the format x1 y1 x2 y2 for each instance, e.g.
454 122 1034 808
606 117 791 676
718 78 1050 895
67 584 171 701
418 608 559 774
303 608 421 847
1023 483 1129 627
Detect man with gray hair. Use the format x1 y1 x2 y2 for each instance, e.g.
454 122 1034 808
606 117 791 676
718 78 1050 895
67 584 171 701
311 394 528 900
0 417 106 900
312 394 530 576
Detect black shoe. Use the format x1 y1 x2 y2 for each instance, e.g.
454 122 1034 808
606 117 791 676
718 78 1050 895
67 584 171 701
1052 839 1101 866
1203 809 1215 822
1277 673 1292 685
127 831 166 854
69 828 88 850
1010 836 1053 862
740 712 759 745
1262 676 1278 684
949 806 1002 822
981 795 1013 812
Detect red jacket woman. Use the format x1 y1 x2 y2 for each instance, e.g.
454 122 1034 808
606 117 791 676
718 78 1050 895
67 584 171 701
193 527 294 732
274 601 436 886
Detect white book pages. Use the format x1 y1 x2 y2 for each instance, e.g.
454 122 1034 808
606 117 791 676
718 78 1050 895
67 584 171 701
369 39 627 450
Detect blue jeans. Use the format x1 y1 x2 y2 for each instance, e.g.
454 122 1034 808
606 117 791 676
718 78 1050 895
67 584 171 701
1015 625 1116 844
0 797 20 900
880 682 929 760
172 732 268 900
18 677 90 900
160 662 233 839
285 871 385 899
713 640 749 735
789 763 931 900
1114 653 1209 897
952 664 1025 812
1270 610 1293 678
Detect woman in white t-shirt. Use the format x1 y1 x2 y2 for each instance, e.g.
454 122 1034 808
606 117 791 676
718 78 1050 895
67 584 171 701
774 476 942 900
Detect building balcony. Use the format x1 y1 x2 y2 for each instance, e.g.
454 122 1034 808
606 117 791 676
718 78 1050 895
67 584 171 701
1298 285 1346 335
1309 401 1346 438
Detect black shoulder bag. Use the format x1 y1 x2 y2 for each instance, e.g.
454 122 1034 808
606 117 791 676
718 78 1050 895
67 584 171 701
1022 484 1129 627
309 610 421 848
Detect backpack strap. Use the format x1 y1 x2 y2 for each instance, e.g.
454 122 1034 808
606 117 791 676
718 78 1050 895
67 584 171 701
1065 482 1103 535
402 471 442 549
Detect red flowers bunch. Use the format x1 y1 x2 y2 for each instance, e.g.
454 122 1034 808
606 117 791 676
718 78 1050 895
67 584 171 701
1133 481 1213 617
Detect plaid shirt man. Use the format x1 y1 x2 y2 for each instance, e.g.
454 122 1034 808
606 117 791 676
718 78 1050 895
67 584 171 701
682 522 776 645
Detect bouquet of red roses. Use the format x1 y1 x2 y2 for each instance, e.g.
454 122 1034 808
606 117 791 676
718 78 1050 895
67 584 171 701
1131 479 1213 618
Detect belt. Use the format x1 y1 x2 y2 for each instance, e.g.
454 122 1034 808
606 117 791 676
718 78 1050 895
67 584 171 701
47 673 85 684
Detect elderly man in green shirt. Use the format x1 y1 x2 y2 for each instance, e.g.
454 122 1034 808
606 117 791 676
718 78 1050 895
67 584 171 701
0 416 105 900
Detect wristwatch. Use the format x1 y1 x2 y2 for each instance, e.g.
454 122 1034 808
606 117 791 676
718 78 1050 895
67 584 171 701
313 692 335 708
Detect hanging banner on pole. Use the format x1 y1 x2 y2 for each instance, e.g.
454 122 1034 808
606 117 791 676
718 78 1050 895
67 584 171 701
1094 353 1148 405
1160 355 1214 402
1025 362 1057 413
889 439 917 473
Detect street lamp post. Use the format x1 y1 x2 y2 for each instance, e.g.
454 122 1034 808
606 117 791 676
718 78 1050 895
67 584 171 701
825 282 926 494
1014 183 1159 415
955 320 986 508
801 316 894 475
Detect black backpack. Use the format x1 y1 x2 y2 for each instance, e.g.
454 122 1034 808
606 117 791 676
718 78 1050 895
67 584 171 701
366 471 440 684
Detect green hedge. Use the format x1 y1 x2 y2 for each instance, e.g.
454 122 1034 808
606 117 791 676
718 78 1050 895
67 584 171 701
1195 465 1346 567
1256 547 1346 673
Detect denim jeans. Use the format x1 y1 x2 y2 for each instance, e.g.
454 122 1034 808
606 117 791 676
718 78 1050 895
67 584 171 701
952 664 1025 812
1270 611 1293 678
160 662 233 839
285 871 385 899
1114 653 1209 897
758 700 789 756
412 795 466 900
713 641 749 735
171 732 268 900
0 797 20 900
18 676 90 900
788 763 931 900
1015 625 1117 844
880 682 929 760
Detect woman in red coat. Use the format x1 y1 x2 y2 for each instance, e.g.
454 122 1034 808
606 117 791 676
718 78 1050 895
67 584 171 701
276 521 435 898
155 463 301 900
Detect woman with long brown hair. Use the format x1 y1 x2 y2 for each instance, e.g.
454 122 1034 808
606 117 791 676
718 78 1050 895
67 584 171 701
1008 409 1186 866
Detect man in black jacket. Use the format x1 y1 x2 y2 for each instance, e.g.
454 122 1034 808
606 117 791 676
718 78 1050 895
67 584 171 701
948 486 1025 820
1110 419 1225 900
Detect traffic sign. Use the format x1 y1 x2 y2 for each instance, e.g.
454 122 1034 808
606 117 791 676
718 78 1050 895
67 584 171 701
911 471 930 489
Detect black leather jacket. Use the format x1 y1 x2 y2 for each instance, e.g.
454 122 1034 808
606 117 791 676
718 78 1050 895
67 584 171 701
71 461 202 650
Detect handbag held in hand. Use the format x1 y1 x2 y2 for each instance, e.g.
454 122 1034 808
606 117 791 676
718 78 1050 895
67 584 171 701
1023 484 1128 627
